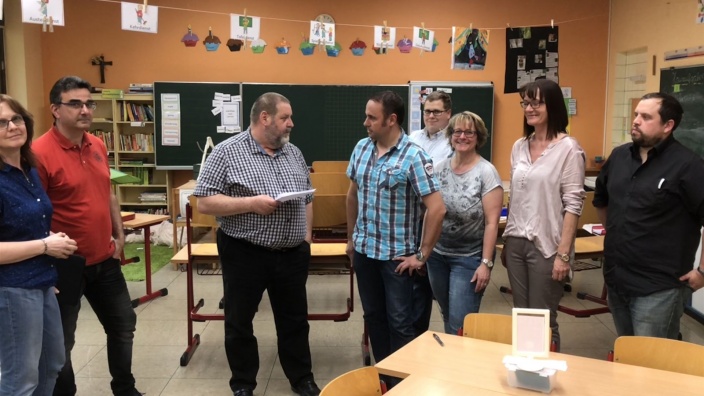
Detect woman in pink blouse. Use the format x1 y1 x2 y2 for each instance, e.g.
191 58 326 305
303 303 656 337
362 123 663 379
502 79 585 351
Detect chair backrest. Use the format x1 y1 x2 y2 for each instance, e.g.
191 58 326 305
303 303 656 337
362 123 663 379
613 336 704 377
462 313 513 344
188 195 218 228
320 367 383 396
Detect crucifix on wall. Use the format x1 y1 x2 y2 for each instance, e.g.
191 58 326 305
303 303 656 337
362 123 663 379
90 55 113 84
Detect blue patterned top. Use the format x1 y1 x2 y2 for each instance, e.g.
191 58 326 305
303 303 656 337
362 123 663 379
347 132 440 260
0 164 56 288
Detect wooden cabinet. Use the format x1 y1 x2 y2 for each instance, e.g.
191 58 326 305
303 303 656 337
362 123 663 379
90 93 170 214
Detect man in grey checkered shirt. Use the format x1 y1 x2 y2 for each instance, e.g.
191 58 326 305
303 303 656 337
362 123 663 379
195 93 321 396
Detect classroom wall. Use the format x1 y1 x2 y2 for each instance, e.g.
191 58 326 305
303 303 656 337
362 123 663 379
606 0 704 156
10 0 609 179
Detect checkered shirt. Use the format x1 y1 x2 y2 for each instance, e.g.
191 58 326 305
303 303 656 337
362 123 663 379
347 132 440 260
194 130 313 249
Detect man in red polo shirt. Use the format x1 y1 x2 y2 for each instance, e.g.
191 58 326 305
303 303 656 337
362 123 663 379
33 76 142 396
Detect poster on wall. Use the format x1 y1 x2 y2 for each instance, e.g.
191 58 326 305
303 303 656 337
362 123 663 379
374 25 397 50
451 26 489 70
22 0 65 26
412 27 434 51
121 2 159 33
231 14 261 41
504 26 558 93
309 20 335 46
698 0 704 23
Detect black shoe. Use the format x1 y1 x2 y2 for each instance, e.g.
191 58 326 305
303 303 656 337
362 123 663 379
234 389 253 396
291 380 321 396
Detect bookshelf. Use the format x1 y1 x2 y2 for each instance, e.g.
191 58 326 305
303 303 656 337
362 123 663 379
90 93 170 214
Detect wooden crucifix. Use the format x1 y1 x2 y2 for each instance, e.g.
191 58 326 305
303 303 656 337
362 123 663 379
90 55 113 84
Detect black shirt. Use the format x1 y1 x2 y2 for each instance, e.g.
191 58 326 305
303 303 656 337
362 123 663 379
593 135 704 296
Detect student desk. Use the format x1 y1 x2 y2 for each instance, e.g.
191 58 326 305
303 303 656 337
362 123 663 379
121 212 170 307
176 242 354 366
377 332 703 395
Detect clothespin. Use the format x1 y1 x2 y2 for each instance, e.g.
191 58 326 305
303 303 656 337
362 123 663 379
188 24 192 34
243 8 247 48
42 17 47 32
470 23 473 31
419 22 426 56
507 23 512 31
551 19 554 29
49 16 54 32
143 0 148 14
381 20 389 54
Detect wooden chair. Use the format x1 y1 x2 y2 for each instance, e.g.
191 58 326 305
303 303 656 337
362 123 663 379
320 367 385 396
461 313 513 344
612 336 704 377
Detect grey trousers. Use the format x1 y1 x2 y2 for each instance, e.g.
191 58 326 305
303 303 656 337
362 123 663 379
504 237 566 349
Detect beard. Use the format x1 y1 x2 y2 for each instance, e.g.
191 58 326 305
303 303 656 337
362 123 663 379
265 124 291 149
631 129 663 148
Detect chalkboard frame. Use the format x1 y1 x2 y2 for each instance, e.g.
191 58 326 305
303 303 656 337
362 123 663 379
659 65 704 158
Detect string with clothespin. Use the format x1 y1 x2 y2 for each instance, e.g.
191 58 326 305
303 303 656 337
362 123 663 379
143 0 148 14
42 8 54 32
551 19 554 29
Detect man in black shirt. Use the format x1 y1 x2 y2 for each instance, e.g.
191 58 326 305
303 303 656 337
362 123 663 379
593 92 704 339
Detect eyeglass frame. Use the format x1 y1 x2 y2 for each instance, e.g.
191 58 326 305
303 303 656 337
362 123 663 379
451 129 478 138
519 99 544 109
423 109 449 116
0 115 26 131
59 100 98 110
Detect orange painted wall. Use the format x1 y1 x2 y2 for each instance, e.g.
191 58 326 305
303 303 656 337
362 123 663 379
37 0 609 178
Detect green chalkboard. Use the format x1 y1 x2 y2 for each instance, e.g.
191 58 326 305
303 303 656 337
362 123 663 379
409 81 494 161
660 66 704 158
154 82 241 169
241 84 408 164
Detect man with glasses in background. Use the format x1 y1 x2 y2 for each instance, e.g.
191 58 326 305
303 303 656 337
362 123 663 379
408 91 453 337
34 76 143 396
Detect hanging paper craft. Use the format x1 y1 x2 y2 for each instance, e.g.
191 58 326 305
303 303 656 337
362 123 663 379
300 38 315 55
412 27 434 51
226 39 244 52
350 39 367 56
121 2 158 34
452 26 490 70
431 38 439 52
251 39 267 53
181 25 199 47
397 37 413 53
309 21 335 46
373 25 396 53
203 27 221 51
22 0 65 27
276 38 291 54
326 42 342 57
231 14 261 42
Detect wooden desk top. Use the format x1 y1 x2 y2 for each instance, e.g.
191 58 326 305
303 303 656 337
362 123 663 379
170 242 346 264
377 332 703 395
122 213 170 229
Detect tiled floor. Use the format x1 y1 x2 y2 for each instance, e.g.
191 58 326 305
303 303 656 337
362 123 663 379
71 258 704 395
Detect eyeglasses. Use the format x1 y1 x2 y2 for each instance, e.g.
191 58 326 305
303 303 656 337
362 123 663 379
59 100 98 110
0 115 25 131
423 109 448 116
452 129 477 137
519 100 544 109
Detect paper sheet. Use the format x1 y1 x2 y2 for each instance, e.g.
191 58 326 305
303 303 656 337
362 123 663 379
274 189 315 202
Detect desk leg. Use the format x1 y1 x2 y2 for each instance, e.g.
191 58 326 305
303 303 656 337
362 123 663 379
130 225 169 308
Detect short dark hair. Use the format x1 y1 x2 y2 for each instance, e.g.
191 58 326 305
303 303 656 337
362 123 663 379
49 76 93 105
425 91 452 111
250 92 290 125
446 111 489 149
0 94 36 169
640 92 683 132
369 91 405 126
519 79 568 139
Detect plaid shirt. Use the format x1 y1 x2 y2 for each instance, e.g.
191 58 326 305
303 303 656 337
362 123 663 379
347 132 440 260
195 130 313 249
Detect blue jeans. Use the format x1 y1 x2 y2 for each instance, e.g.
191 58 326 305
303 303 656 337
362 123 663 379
607 285 692 339
53 258 138 396
0 286 65 396
354 251 415 364
426 252 484 335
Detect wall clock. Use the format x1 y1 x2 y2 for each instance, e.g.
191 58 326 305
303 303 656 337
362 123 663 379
315 14 335 24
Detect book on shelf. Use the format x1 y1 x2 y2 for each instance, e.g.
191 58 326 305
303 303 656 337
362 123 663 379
101 89 124 99
89 129 114 151
138 192 167 203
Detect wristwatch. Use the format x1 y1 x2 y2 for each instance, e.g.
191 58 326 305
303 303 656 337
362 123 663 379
415 250 426 263
557 252 570 263
481 258 494 269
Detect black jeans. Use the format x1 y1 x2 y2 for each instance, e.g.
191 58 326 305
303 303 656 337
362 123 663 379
53 257 139 396
218 230 314 392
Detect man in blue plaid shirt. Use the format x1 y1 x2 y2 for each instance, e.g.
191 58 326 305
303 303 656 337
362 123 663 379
346 91 446 380
195 93 321 396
